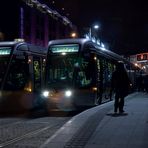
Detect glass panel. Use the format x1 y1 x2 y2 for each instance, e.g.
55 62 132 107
4 58 29 90
47 54 92 88
0 57 10 88
50 44 79 53
33 58 41 91
100 58 115 102
0 46 12 88
0 47 11 55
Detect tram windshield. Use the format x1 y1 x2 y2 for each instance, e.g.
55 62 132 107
0 47 12 88
46 53 92 89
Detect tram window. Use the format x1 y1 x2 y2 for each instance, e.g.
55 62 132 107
4 58 28 90
33 58 41 91
17 45 28 51
73 59 92 87
84 54 97 85
0 57 9 87
100 59 115 88
47 54 92 88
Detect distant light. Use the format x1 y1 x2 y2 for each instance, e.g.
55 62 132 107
142 66 146 69
94 56 97 60
84 34 90 39
43 58 46 62
134 63 138 67
92 37 96 43
101 43 105 48
96 40 100 45
94 25 99 29
100 46 106 51
92 87 97 91
71 32 77 38
28 59 32 63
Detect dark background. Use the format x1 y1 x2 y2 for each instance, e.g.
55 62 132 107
1 0 148 55
54 0 148 55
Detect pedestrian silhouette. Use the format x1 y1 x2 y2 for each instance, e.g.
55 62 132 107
111 62 131 114
136 73 144 92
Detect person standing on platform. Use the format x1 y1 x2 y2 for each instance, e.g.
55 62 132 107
111 62 131 114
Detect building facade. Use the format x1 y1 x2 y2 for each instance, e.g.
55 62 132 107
0 0 76 47
129 53 148 74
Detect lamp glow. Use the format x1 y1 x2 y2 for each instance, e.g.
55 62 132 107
65 90 72 97
43 91 49 97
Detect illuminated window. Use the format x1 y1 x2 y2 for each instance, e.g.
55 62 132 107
137 55 142 61
143 54 147 60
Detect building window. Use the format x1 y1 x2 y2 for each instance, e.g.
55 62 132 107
143 54 147 60
137 55 142 61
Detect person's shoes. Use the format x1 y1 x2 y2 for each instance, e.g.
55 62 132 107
119 110 125 114
114 111 117 113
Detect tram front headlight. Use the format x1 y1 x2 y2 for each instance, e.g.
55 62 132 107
65 90 72 97
42 91 50 97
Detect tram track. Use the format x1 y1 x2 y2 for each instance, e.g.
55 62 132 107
0 123 60 147
0 116 71 147
0 119 27 129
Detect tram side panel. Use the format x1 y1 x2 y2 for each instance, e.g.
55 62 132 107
0 44 47 114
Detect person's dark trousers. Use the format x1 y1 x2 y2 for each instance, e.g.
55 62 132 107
114 94 120 113
119 97 124 112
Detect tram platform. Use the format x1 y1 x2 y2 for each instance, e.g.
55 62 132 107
41 92 148 148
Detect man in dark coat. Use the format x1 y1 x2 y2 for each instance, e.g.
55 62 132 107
111 62 131 113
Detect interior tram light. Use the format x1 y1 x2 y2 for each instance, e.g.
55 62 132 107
28 59 32 63
92 87 97 91
43 58 46 62
94 56 97 60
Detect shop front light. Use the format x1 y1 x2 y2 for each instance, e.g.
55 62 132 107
65 90 72 97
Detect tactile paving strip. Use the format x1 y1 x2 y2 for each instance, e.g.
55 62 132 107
64 106 112 148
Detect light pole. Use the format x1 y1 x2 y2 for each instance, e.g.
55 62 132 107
89 24 99 39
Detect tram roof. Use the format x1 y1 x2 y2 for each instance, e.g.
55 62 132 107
0 41 47 54
48 38 127 63
0 41 21 46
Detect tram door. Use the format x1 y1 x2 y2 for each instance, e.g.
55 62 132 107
33 57 42 92
99 58 115 103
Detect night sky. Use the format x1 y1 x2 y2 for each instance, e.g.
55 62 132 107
1 0 148 55
56 0 148 55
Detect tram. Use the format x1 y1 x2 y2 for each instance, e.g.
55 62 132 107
0 40 47 113
42 38 140 111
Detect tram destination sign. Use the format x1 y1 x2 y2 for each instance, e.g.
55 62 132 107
50 44 79 53
0 47 11 55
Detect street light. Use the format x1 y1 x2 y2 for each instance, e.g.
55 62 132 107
89 24 99 39
94 25 99 29
70 32 77 38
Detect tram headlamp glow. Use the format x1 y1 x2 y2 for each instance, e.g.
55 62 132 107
42 91 49 97
65 90 72 97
